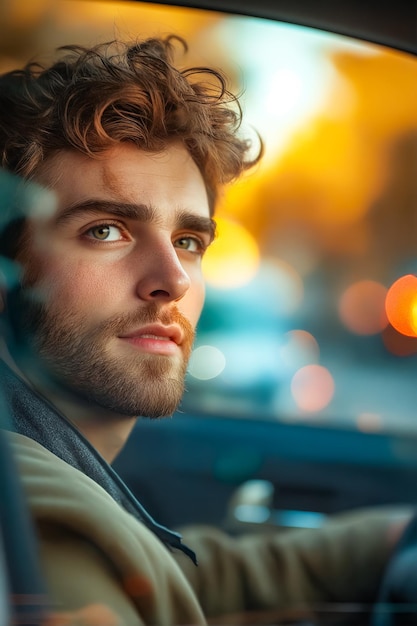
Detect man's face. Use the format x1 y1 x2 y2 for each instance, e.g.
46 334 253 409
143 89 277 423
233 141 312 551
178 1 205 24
15 142 213 418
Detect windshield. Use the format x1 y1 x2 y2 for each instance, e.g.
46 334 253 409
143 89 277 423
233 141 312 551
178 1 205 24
1 0 416 434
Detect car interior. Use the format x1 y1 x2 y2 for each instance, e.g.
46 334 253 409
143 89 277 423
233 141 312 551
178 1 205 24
1 1 417 624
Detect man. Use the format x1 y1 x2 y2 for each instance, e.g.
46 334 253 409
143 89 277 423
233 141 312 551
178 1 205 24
0 37 411 625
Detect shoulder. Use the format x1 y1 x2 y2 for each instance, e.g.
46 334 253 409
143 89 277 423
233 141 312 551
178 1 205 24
6 429 203 565
6 431 205 625
7 431 117 519
5 431 181 583
6 431 167 560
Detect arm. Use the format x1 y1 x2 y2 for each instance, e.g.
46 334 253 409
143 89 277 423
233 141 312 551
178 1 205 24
175 507 412 619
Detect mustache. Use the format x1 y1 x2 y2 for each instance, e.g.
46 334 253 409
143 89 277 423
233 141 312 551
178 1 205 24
95 303 195 343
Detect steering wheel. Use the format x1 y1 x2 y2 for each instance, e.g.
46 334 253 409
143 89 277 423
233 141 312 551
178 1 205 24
371 513 417 626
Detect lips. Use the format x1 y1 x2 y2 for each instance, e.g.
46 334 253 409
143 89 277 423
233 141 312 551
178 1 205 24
119 324 184 345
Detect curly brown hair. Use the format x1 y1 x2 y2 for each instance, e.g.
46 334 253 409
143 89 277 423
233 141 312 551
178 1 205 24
0 37 261 214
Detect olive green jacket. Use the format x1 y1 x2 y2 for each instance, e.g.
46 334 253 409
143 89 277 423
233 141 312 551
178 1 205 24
8 432 409 625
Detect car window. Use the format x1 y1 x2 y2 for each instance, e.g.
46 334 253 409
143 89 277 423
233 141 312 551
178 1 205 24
1 0 416 434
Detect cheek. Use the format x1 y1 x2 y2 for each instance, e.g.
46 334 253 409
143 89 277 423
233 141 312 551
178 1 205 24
27 257 119 315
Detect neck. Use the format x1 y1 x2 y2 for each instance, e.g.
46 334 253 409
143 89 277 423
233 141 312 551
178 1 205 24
39 387 137 462
1 341 137 462
47 390 137 462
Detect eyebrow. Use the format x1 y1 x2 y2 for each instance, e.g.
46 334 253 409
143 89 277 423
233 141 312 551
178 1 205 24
55 199 217 242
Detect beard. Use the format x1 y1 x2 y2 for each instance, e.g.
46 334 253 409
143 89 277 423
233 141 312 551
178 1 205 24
10 288 195 418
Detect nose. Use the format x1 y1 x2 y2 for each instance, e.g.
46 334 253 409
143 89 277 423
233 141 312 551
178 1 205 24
134 239 191 303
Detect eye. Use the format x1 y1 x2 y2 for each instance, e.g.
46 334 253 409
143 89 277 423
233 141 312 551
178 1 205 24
174 236 205 254
85 224 124 242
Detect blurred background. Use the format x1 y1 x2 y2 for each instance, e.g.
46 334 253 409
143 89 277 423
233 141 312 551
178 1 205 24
1 0 417 433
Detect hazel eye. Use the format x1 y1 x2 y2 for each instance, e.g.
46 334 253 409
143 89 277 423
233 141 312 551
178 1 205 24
86 224 123 241
175 236 203 253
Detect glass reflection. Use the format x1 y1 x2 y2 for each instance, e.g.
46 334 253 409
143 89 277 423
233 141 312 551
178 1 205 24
1 1 416 432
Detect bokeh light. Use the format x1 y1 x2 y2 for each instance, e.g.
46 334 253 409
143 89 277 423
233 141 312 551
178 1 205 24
202 216 260 289
385 274 417 337
291 364 335 412
356 412 383 433
338 280 388 335
216 18 359 163
188 345 226 380
280 330 320 370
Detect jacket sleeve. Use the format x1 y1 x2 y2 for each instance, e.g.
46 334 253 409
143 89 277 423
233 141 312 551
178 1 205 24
175 506 412 620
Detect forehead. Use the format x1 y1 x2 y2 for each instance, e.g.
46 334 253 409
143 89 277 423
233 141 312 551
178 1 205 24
36 142 210 221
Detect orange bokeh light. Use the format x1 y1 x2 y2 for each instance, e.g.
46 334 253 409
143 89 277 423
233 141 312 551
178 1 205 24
385 275 417 338
291 364 334 413
339 280 388 335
